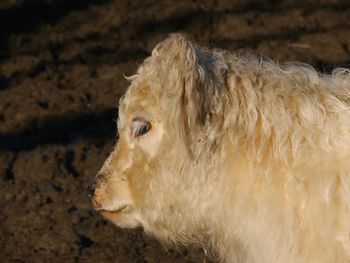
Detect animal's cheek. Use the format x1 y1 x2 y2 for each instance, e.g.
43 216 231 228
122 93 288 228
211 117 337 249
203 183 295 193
127 158 154 207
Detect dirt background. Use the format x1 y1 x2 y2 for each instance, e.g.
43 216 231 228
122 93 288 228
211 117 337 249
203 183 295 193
1 0 350 262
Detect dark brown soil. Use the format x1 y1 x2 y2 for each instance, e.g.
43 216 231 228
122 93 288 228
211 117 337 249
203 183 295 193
1 0 350 262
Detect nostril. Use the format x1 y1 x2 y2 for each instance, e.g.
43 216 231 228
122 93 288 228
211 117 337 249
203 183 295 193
87 180 97 199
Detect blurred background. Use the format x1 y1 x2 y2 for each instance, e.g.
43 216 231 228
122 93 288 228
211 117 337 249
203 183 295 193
1 0 350 262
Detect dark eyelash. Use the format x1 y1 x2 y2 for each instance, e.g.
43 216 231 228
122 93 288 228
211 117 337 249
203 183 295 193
132 118 151 137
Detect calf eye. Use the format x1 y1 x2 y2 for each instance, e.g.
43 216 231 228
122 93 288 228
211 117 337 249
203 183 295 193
132 118 151 138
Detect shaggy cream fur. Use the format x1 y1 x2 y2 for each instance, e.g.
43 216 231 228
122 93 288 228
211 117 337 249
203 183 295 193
90 33 350 263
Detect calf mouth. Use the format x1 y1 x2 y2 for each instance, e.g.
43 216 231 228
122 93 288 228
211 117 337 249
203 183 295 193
97 205 130 215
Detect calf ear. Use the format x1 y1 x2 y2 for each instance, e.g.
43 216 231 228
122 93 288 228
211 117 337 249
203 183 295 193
157 34 230 158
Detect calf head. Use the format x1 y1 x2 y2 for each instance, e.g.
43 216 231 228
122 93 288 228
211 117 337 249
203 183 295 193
88 34 229 243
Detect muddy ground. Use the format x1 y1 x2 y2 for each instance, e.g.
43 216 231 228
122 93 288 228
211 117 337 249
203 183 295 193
1 0 350 262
